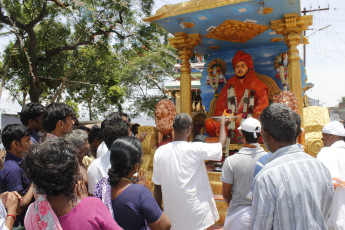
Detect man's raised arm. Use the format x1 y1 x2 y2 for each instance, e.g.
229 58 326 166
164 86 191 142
219 116 231 150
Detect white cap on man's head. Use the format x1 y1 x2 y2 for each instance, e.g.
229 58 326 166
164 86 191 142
238 117 261 138
322 121 345 137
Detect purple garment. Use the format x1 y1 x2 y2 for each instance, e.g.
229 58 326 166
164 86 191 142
0 152 31 226
58 197 121 230
30 131 41 144
94 177 114 217
111 184 162 230
0 152 31 194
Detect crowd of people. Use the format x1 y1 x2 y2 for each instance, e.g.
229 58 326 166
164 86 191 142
0 100 343 230
0 102 156 230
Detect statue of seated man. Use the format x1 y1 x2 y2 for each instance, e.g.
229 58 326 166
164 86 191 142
205 51 269 143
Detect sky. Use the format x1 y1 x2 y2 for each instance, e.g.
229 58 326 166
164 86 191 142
153 0 345 107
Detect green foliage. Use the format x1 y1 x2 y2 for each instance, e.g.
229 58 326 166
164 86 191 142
0 0 176 119
64 44 127 119
65 98 79 117
121 44 176 118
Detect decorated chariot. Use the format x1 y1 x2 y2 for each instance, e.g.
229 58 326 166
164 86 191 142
139 0 330 225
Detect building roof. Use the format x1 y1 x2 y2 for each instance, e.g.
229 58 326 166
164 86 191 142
165 80 201 91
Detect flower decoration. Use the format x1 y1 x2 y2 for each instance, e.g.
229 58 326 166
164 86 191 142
206 58 227 91
226 87 255 141
274 53 289 90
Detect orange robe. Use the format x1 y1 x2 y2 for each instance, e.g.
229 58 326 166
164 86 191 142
205 71 269 140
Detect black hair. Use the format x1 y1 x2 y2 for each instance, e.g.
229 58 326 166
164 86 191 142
120 112 131 123
72 115 79 127
88 125 103 144
23 139 78 199
20 103 45 126
294 112 302 142
103 117 129 149
108 136 142 187
43 103 75 132
1 124 30 150
173 113 192 132
241 130 261 143
101 112 121 130
101 120 106 131
131 123 140 136
259 103 296 143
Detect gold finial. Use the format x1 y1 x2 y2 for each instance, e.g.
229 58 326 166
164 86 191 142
271 37 283 42
209 45 220 50
262 7 273 14
182 22 195 28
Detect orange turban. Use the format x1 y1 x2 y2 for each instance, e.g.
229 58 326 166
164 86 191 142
232 51 254 70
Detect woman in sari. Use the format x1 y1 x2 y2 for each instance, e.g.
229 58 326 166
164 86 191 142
64 129 90 186
23 138 121 230
94 136 171 230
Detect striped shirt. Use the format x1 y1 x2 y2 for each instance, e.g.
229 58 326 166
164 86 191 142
251 144 334 230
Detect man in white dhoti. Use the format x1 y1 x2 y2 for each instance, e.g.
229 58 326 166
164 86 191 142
317 121 345 230
221 118 267 230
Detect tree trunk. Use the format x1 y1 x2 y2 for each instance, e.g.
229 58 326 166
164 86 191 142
0 77 5 98
22 91 27 106
88 100 93 121
28 80 42 102
0 58 11 98
51 79 67 103
27 26 42 102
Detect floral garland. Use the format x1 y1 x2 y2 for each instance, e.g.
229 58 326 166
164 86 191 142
208 68 220 89
208 64 225 90
226 86 255 146
275 53 289 90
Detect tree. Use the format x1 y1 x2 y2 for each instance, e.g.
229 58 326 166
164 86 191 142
66 42 176 120
66 43 125 120
0 0 155 103
120 44 176 117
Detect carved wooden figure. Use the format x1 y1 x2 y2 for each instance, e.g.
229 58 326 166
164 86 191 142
155 99 177 145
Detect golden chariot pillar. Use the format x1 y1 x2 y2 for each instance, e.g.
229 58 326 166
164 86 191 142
271 13 313 123
169 32 202 115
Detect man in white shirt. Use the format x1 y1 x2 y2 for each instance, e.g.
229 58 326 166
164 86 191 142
153 113 230 230
87 114 128 194
317 120 345 229
96 112 146 159
96 113 130 159
96 141 108 159
221 118 267 230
